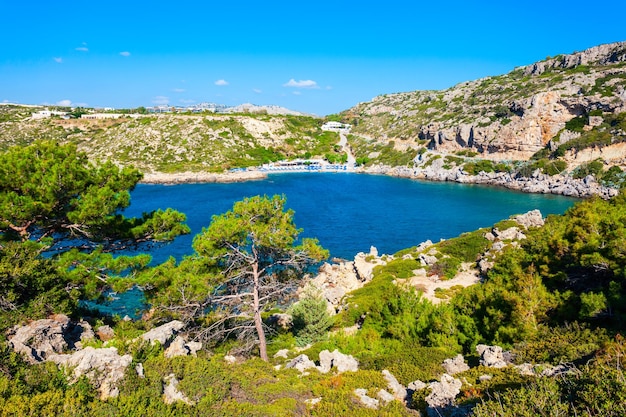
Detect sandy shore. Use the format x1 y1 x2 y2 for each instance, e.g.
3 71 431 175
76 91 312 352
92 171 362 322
140 170 267 184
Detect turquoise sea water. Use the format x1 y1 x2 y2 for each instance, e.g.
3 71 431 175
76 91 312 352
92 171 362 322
96 173 578 317
125 172 577 262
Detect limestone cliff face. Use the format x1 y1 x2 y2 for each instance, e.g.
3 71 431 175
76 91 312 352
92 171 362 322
347 41 626 159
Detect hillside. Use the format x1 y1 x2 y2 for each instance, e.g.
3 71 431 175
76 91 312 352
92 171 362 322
342 41 626 169
0 107 342 174
1 42 626 194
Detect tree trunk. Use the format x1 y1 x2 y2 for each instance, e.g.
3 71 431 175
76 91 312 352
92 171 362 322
252 261 268 361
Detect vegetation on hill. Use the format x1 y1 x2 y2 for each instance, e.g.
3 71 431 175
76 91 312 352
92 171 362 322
0 106 343 173
1 141 626 415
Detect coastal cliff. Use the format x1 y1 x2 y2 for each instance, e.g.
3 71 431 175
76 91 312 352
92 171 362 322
344 41 626 161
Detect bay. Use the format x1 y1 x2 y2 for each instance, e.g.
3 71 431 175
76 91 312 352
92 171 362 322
124 172 577 262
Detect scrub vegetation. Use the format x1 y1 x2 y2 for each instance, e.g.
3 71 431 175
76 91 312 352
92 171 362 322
1 141 626 415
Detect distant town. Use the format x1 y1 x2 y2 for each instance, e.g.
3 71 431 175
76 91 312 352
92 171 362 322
5 101 312 120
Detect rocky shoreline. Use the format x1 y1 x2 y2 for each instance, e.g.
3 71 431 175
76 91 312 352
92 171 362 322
359 164 619 199
140 165 619 199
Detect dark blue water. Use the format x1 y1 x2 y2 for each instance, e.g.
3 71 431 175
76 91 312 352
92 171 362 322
124 173 577 262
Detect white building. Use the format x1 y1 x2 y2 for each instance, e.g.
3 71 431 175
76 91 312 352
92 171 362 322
321 121 351 132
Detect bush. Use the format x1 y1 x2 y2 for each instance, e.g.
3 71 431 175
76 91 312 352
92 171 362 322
289 289 333 346
572 159 604 179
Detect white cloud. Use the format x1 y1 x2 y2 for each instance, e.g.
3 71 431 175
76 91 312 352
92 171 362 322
253 88 262 94
119 51 131 57
292 91 302 95
152 96 169 105
172 88 186 93
56 99 72 106
283 79 319 89
53 57 63 63
215 79 229 86
75 47 88 52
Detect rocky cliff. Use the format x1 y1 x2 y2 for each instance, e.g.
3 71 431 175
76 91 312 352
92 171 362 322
344 41 626 161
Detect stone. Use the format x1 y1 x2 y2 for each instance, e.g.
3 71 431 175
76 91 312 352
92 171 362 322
285 354 317 373
476 344 509 368
377 389 396 404
382 369 407 401
140 320 185 346
8 314 78 363
425 373 462 416
223 355 237 364
164 335 193 358
49 347 132 399
96 325 115 341
442 354 470 375
273 349 290 359
515 363 536 376
318 349 359 373
354 388 379 409
136 362 145 378
408 380 427 392
513 210 544 229
163 374 194 405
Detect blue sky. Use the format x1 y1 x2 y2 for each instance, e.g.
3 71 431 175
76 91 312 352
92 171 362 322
2 1 625 116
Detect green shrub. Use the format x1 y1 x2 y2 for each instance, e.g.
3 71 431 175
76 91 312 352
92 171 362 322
289 289 334 346
572 159 604 179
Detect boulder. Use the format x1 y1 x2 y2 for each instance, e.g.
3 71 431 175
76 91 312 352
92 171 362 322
476 344 509 368
318 349 359 373
139 320 185 346
354 388 379 409
513 210 544 229
164 335 202 358
163 374 194 405
442 354 470 375
285 354 317 373
425 373 462 417
7 314 88 363
96 325 115 341
49 346 132 399
382 369 407 401
377 389 396 405
273 349 290 359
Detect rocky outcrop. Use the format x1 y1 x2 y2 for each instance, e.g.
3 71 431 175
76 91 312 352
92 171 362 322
424 373 463 417
164 335 202 358
7 317 196 400
363 161 619 199
476 344 511 368
285 354 318 373
49 347 132 399
308 247 385 314
163 374 194 405
442 354 470 375
318 349 359 373
382 369 408 402
139 320 185 346
349 41 626 164
284 349 359 374
7 314 94 364
354 388 380 409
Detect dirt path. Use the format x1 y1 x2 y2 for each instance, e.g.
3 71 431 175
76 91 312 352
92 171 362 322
401 263 481 305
